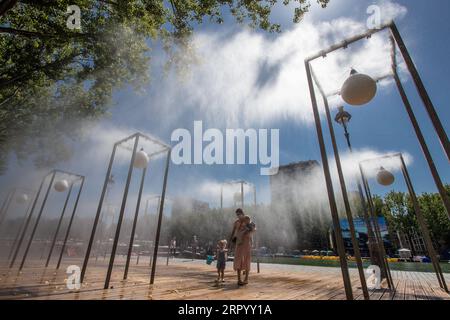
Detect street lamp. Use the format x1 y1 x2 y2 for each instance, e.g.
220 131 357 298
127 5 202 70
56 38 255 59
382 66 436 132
8 170 85 271
0 187 35 263
334 105 392 288
306 70 370 300
334 106 352 148
360 153 448 293
80 132 171 289
0 187 33 228
306 21 450 299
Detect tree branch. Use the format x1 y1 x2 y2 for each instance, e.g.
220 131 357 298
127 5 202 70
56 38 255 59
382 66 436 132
0 26 92 39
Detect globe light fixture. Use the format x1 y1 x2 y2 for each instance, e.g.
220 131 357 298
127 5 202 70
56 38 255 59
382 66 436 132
16 193 29 204
54 179 69 192
133 148 149 169
376 167 395 186
341 69 377 106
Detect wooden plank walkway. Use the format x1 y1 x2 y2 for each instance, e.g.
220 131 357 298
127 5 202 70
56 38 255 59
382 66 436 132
0 257 449 300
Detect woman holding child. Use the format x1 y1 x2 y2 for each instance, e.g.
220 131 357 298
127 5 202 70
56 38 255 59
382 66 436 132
229 208 256 286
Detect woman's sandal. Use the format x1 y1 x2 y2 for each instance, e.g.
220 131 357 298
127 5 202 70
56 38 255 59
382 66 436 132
238 281 245 286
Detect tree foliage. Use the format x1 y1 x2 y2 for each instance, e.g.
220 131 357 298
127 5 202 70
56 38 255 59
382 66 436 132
380 187 450 255
0 0 329 173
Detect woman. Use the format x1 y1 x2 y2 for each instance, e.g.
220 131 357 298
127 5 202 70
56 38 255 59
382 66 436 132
229 209 255 286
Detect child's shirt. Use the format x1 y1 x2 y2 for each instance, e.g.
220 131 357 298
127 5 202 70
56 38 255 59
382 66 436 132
217 248 228 263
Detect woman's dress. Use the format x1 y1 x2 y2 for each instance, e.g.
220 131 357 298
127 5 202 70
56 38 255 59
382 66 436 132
233 223 253 272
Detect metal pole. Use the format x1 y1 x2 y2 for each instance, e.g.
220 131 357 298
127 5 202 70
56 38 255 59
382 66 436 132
341 122 380 267
150 149 171 285
166 236 170 266
7 195 34 261
45 183 73 268
254 186 260 274
240 181 244 208
9 176 47 268
81 144 118 283
359 166 394 290
392 68 450 221
322 97 369 299
305 60 353 300
94 177 114 262
19 171 56 271
399 154 448 292
149 196 160 268
123 166 147 280
56 177 84 269
390 22 450 161
220 185 223 211
0 189 15 227
104 135 140 289
0 190 13 219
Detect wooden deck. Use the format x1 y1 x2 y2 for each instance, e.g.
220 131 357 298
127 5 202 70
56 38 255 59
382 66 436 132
0 257 449 300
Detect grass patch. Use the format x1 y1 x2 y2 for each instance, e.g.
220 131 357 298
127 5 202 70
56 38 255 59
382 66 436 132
253 256 450 273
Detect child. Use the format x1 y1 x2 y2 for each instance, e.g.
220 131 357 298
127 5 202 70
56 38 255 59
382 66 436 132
236 216 255 245
216 240 228 282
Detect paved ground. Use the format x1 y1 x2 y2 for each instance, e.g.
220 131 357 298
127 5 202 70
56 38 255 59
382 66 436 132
0 257 449 300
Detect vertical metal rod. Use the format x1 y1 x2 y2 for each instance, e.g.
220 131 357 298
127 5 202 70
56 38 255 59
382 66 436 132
0 190 13 219
9 176 47 268
166 237 170 266
392 71 450 221
390 22 450 161
322 97 369 299
240 181 244 208
340 122 379 266
45 183 73 268
149 197 160 268
104 136 140 289
7 196 34 261
254 186 260 274
359 166 394 290
81 145 117 283
150 149 171 285
355 175 386 276
305 60 353 300
19 171 56 271
0 189 15 227
57 178 85 269
399 155 448 292
360 169 394 288
220 185 223 211
123 166 147 280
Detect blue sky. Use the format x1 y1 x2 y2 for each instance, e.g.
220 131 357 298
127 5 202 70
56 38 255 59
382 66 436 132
1 0 449 219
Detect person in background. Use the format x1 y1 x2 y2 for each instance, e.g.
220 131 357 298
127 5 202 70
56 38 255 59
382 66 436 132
170 237 176 258
215 240 228 283
192 235 198 260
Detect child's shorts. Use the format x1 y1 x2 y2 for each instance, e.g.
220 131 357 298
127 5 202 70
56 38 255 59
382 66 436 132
216 260 226 270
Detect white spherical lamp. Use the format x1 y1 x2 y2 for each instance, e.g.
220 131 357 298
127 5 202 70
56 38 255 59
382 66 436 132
341 69 377 106
133 149 149 169
54 179 69 192
376 167 395 186
16 193 29 204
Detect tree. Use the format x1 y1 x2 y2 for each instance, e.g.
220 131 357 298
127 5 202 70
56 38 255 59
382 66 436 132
0 0 330 173
418 185 450 254
381 191 419 255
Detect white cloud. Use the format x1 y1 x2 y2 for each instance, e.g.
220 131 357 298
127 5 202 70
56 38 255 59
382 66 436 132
156 0 408 128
